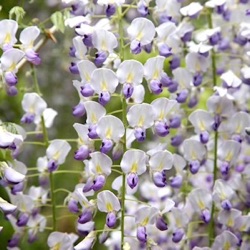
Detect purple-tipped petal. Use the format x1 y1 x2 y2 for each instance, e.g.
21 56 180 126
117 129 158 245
169 116 181 128
193 73 203 87
88 124 98 139
137 2 149 16
68 199 79 213
171 135 183 147
80 84 94 97
201 209 210 224
7 86 18 96
149 80 163 95
137 226 147 243
16 213 29 227
221 199 232 211
8 233 21 248
99 91 110 106
95 51 108 66
47 159 59 172
106 211 117 228
69 62 79 74
25 49 41 65
127 172 139 189
78 209 92 224
21 113 35 124
134 127 146 142
123 83 134 99
189 160 200 174
5 72 18 86
92 175 106 191
170 175 183 188
153 171 167 187
159 44 172 57
172 228 185 243
200 131 210 144
155 121 170 137
74 145 89 161
100 139 113 154
220 161 230 176
72 103 85 117
83 34 93 47
156 216 168 231
130 40 141 54
169 56 180 70
106 4 116 17
176 89 189 103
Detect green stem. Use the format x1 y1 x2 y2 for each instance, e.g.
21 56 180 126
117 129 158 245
53 188 71 194
118 6 127 249
31 64 42 96
207 11 217 87
50 172 56 231
53 170 82 175
23 141 45 146
208 131 218 246
207 10 219 246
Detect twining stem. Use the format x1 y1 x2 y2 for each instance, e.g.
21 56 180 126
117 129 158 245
207 9 218 246
118 6 127 249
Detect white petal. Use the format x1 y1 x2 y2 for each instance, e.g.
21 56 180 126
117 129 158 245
180 2 203 16
0 19 18 47
144 56 165 81
84 101 106 124
220 70 242 88
20 26 40 47
120 149 147 175
1 48 25 72
127 103 155 128
73 36 87 60
127 18 155 45
0 197 17 214
97 190 121 212
89 152 112 176
96 115 124 142
90 68 118 93
22 92 47 116
151 97 178 120
77 60 96 83
46 140 71 165
149 150 173 171
92 29 117 52
117 60 144 85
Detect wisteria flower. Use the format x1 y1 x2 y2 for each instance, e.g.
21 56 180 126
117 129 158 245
127 17 155 54
19 26 41 65
97 190 121 228
83 152 112 192
96 115 125 153
0 19 18 51
46 140 71 172
116 59 144 99
120 149 147 189
21 92 47 124
90 68 118 105
127 103 155 142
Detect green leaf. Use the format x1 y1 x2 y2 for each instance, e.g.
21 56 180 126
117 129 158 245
51 11 65 33
9 6 26 23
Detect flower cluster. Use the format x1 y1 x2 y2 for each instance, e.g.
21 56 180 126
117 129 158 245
1 0 250 249
0 19 42 95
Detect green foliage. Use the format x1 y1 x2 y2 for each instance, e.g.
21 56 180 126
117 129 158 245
51 11 65 33
9 6 26 23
